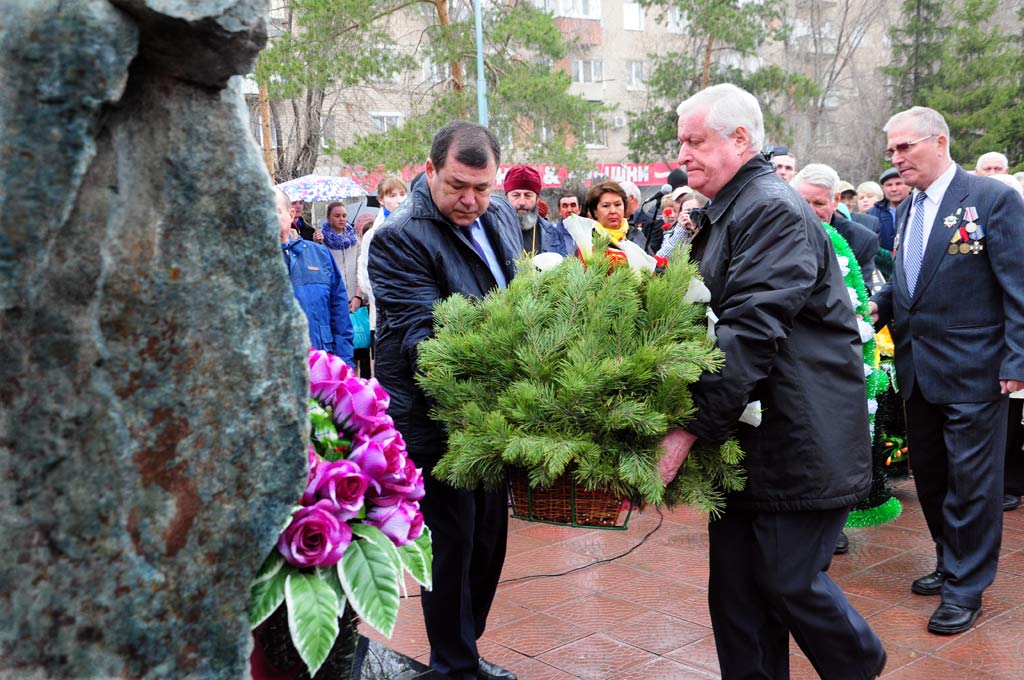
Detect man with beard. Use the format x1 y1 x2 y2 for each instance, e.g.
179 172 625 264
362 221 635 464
503 165 558 256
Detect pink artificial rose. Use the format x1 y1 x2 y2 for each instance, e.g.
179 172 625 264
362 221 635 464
307 444 321 480
364 501 422 547
376 457 424 505
309 348 353 403
349 438 388 491
333 376 391 432
301 459 369 520
277 499 353 568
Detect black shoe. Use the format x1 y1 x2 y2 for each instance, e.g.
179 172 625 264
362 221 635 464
927 602 981 635
834 531 849 555
478 657 517 680
1004 494 1021 512
911 570 945 596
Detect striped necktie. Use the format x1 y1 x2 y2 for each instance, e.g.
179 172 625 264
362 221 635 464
904 190 928 296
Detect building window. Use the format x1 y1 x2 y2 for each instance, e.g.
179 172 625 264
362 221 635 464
321 114 336 148
424 61 452 85
371 113 402 132
583 112 606 147
625 61 644 89
623 1 644 31
542 0 601 20
666 6 686 34
572 59 603 83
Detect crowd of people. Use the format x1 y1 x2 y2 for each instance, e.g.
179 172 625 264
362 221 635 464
273 86 1024 680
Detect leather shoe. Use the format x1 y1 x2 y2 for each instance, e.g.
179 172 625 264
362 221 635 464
1004 494 1021 512
927 602 981 635
478 657 517 680
911 569 944 596
834 531 849 555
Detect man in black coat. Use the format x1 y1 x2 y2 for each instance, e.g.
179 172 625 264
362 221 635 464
870 106 1024 635
368 121 522 680
792 163 879 291
659 84 885 680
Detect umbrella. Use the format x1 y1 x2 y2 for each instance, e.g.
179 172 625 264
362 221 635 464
275 175 367 203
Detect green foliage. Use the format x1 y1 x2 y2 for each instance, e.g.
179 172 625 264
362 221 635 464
884 0 946 110
338 524 402 638
335 3 603 172
255 0 417 98
916 0 1021 164
625 1 821 161
417 249 744 515
285 572 341 677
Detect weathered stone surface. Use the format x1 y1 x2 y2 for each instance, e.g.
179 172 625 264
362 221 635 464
0 1 310 677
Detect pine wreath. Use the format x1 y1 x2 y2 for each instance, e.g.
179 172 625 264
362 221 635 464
415 244 745 516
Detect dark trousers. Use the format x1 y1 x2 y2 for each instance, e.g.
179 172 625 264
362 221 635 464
1005 398 1024 496
709 507 884 680
905 386 1007 608
419 471 508 679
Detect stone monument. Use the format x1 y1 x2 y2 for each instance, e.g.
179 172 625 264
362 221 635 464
0 0 310 676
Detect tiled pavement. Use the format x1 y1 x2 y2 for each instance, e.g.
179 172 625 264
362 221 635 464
362 479 1024 679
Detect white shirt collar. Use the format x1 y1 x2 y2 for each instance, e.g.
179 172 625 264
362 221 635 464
918 161 957 205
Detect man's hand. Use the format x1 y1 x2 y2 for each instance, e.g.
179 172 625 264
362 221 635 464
313 228 325 244
868 301 879 326
1001 380 1024 395
349 296 363 313
658 429 697 485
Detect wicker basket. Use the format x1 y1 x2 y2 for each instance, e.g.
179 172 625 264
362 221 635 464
508 467 634 529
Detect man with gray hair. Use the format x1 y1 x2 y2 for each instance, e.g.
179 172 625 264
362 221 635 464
975 151 1009 176
870 106 1024 635
792 163 879 289
618 180 652 252
657 83 885 679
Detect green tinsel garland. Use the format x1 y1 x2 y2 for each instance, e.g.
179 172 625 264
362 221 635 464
821 223 899 526
846 496 903 527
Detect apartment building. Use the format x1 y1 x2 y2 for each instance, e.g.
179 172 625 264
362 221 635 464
256 0 903 185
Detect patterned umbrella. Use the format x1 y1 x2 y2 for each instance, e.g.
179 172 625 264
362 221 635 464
275 175 367 203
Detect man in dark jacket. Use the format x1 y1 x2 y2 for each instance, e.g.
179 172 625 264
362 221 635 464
867 167 909 251
502 164 560 257
659 84 885 679
792 163 879 291
368 121 522 680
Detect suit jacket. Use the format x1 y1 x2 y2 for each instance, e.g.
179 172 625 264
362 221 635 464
851 211 881 237
831 213 878 291
872 165 1024 403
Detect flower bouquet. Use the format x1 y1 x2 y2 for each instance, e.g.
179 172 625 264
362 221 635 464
415 244 745 523
249 349 432 678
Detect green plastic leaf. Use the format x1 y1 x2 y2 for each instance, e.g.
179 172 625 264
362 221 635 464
398 525 433 589
318 566 348 617
249 554 288 628
339 525 401 637
285 572 340 678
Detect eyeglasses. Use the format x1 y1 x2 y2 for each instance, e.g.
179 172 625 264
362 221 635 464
883 134 935 160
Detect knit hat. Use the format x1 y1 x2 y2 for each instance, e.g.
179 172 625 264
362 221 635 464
504 165 542 194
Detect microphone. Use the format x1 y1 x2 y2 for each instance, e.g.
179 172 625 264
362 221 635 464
643 183 673 208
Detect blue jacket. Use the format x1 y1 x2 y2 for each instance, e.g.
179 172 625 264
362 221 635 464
867 200 898 251
282 238 354 365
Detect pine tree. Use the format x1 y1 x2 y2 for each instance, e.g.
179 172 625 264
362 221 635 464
884 0 946 110
415 248 745 516
920 0 1021 164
